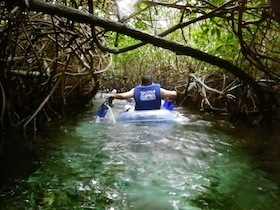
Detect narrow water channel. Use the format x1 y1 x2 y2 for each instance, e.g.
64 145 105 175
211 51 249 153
0 99 279 209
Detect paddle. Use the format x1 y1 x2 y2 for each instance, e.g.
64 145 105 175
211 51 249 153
96 103 109 118
96 97 114 118
163 98 175 111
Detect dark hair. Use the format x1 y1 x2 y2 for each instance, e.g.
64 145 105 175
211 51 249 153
141 75 152 86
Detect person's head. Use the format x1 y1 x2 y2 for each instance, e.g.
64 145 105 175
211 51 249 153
141 75 153 86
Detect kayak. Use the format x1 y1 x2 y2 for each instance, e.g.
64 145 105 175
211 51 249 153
116 108 175 123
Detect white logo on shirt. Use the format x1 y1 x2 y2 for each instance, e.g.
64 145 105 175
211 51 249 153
140 90 156 101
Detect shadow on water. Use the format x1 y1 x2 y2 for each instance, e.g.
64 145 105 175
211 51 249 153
0 99 280 209
0 133 44 196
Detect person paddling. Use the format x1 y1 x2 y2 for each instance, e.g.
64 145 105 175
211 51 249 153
108 75 177 111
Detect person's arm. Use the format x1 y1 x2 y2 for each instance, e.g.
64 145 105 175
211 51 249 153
160 88 177 99
111 88 134 100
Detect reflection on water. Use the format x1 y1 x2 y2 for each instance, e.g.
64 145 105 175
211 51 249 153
0 99 279 209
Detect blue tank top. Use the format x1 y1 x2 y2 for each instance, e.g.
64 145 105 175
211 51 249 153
134 83 161 110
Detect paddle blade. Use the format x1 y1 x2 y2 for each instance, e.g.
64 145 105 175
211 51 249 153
163 99 175 111
96 104 109 118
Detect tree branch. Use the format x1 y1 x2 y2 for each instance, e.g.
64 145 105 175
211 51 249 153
28 0 267 110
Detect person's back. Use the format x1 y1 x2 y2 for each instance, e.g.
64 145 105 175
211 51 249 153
109 75 177 110
134 83 161 110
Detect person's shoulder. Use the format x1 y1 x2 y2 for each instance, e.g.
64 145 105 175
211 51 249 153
152 83 160 87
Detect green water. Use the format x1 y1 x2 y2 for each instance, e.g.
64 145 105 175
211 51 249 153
0 100 279 209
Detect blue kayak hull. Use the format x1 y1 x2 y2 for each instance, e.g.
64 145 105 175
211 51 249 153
117 109 175 123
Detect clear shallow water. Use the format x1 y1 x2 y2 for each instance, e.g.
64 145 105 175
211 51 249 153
0 100 279 209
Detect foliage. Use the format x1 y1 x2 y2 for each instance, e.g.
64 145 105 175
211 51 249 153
0 0 279 132
84 0 279 94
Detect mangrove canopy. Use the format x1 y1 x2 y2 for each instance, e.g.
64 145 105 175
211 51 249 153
0 0 279 133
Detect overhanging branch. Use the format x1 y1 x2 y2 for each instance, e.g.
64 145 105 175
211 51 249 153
27 0 266 108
